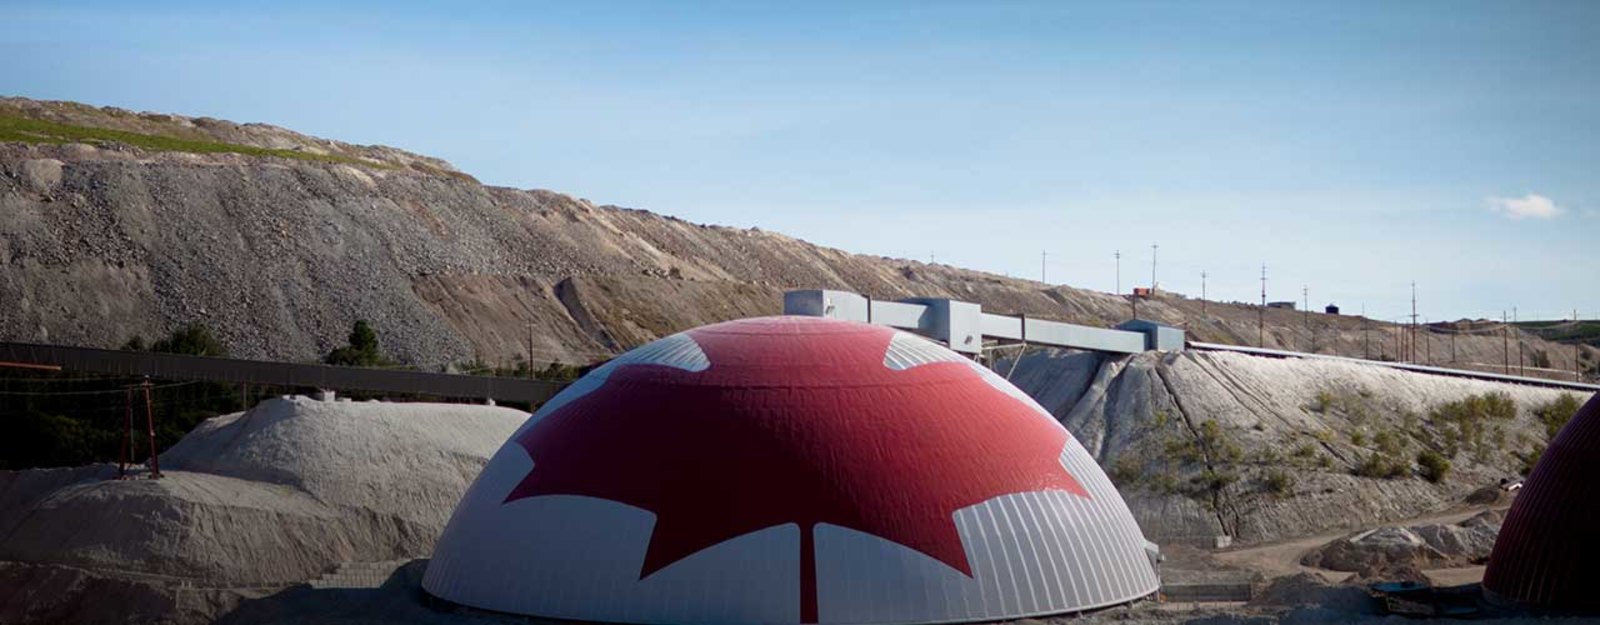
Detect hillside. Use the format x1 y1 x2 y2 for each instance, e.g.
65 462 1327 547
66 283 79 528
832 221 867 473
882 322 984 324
1 96 1594 379
1001 348 1587 546
1516 319 1600 348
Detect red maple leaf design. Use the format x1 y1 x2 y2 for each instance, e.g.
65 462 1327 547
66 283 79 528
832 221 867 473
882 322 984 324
504 318 1087 623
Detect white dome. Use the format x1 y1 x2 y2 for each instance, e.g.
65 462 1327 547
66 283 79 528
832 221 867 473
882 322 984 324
424 317 1158 624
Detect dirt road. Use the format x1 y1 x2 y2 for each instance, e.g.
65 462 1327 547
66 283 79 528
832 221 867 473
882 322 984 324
1211 505 1502 581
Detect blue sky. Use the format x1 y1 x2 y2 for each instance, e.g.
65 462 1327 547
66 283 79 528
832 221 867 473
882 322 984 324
3 1 1595 322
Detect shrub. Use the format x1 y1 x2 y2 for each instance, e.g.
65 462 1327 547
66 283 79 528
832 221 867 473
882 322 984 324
1515 445 1544 476
1148 471 1180 494
1109 456 1144 487
1194 468 1238 492
537 361 585 381
1206 421 1244 463
1431 392 1518 458
1533 394 1583 440
1309 390 1335 413
1264 469 1295 496
324 320 392 367
1354 452 1410 479
1163 438 1201 463
1417 450 1451 483
1373 429 1404 456
123 322 228 357
1434 392 1517 422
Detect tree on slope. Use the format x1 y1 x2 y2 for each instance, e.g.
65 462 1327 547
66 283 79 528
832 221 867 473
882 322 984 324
324 320 390 367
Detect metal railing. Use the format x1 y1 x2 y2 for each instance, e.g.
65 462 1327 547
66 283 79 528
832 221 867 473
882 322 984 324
0 341 566 403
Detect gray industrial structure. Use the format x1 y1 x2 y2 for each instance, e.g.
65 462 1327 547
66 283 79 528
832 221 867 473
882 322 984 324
782 289 1599 393
782 289 1184 355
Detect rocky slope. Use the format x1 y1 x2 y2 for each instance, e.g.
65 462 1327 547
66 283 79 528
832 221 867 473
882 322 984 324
1 96 1594 379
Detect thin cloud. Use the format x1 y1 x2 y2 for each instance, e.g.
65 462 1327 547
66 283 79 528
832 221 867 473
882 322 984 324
1487 193 1563 220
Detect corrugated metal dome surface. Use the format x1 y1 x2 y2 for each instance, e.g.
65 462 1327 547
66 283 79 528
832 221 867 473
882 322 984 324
423 316 1159 625
1483 391 1600 613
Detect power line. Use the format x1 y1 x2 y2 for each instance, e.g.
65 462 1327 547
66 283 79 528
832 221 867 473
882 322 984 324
0 380 200 397
0 374 143 383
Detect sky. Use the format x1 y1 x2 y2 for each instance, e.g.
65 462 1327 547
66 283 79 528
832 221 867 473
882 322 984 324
3 0 1596 322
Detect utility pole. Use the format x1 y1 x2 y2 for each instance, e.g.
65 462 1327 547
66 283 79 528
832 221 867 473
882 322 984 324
119 387 134 479
1115 250 1121 295
1410 282 1418 363
1427 316 1440 364
1515 307 1524 375
1503 310 1510 374
1362 303 1369 359
1578 310 1585 382
1259 264 1267 347
143 379 161 479
528 322 536 379
1150 244 1159 295
1200 271 1208 316
1302 285 1310 352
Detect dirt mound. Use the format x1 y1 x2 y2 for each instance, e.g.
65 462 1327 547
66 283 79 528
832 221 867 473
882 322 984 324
1300 511 1503 574
161 395 524 532
0 397 526 624
1462 484 1515 506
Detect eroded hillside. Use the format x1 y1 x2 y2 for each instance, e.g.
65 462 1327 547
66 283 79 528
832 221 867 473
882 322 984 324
1 97 1593 378
1002 347 1590 546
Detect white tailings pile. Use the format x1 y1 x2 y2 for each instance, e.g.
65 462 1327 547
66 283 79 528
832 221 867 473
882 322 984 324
0 396 525 623
1000 348 1588 545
